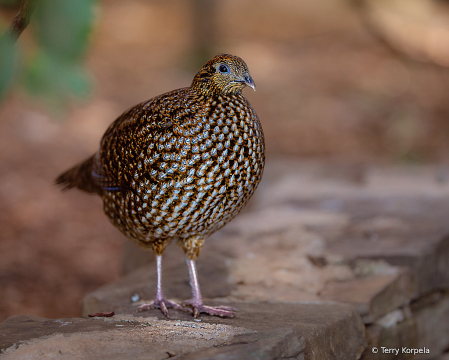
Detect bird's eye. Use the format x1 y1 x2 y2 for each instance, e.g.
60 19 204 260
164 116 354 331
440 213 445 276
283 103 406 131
219 64 229 73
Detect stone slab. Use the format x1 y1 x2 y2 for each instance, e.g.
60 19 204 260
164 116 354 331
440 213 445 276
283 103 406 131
320 269 412 324
1 303 366 360
0 314 133 352
321 205 449 299
250 161 449 299
411 291 449 360
361 308 418 360
84 236 412 325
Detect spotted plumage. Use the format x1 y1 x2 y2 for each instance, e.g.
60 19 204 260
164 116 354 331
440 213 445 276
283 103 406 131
56 54 265 318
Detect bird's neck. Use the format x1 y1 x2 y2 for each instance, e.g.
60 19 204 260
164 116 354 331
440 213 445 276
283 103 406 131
191 77 241 97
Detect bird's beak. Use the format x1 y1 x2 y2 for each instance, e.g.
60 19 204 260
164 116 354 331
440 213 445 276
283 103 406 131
242 74 256 91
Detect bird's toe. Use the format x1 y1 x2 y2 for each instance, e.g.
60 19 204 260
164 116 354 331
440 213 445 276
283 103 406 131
198 305 237 318
137 298 182 317
182 300 237 318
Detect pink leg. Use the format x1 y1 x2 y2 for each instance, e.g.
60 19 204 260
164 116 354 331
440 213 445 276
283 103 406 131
182 258 237 318
137 254 181 317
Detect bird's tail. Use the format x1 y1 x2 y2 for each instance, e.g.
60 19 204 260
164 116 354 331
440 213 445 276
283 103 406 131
55 155 102 195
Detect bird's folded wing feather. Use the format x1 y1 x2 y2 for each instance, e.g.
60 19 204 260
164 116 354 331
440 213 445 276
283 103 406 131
91 94 180 191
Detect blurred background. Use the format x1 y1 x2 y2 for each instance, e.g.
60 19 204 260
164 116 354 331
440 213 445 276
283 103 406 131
1 0 449 322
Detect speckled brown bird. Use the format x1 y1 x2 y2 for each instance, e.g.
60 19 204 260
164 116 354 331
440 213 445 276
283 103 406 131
56 54 265 318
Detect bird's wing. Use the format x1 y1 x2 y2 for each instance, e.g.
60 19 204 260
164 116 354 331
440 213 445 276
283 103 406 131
91 90 185 191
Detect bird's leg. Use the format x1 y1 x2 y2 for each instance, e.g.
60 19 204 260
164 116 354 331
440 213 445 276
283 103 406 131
178 236 236 318
182 258 237 318
137 254 182 317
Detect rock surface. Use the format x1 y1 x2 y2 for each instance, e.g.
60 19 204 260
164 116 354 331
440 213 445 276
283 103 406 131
1 303 365 360
362 308 418 360
412 291 449 360
252 161 449 300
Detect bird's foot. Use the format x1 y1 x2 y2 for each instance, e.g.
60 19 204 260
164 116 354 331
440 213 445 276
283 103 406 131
137 298 182 318
182 300 237 318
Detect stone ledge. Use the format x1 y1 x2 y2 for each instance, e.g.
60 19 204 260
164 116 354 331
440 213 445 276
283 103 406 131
83 244 413 326
320 269 412 324
412 291 449 360
1 303 366 360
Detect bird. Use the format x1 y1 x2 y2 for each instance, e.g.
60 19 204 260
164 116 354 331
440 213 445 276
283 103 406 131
56 54 265 318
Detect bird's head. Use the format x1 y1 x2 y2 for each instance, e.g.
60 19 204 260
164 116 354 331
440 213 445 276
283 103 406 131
191 54 255 96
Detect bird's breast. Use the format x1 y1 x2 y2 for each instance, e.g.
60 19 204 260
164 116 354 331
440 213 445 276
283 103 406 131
103 94 264 243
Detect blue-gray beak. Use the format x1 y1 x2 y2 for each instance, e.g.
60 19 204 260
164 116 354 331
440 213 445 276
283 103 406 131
243 74 256 91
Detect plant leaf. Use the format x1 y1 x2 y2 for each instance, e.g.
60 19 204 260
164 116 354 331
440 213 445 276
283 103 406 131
0 33 19 100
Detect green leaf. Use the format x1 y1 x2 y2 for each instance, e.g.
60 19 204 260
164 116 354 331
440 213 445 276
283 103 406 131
34 0 95 62
23 50 91 110
0 33 19 100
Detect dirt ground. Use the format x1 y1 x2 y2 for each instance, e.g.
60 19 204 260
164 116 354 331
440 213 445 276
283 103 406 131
1 0 449 322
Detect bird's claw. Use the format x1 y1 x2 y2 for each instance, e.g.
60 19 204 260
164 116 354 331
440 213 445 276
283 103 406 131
137 298 182 318
181 300 237 318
